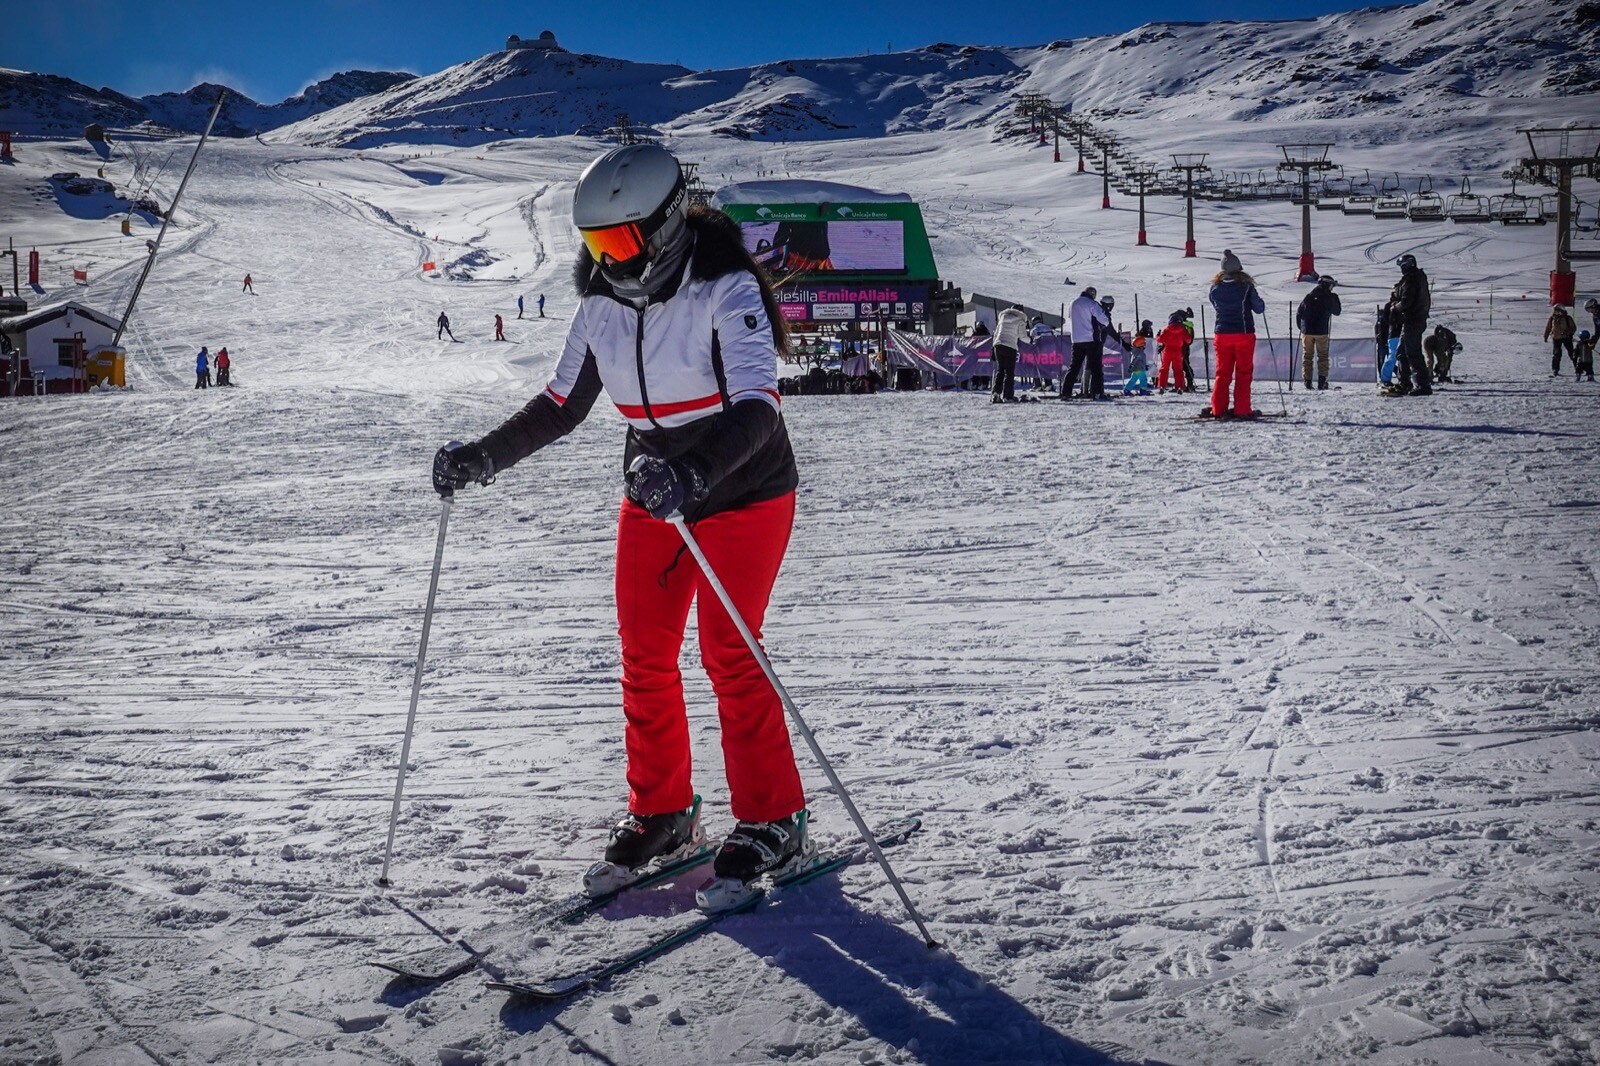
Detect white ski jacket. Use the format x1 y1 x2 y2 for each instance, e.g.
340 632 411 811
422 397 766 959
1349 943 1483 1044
994 307 1028 349
1069 295 1111 346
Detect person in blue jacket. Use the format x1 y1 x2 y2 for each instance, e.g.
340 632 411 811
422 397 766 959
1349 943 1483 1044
194 346 210 389
1206 250 1266 418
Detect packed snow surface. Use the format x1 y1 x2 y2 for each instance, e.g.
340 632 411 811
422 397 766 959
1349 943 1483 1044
2 54 1600 1066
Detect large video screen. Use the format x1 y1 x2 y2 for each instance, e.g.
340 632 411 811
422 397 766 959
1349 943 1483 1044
741 220 905 274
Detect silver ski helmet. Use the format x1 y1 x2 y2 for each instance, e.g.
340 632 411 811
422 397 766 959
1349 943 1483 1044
1099 294 1115 312
573 144 688 281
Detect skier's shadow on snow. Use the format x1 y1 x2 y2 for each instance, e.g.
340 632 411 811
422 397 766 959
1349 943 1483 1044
717 884 1129 1066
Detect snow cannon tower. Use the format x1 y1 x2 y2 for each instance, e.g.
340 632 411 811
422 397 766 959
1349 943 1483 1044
1514 126 1600 308
1278 144 1336 282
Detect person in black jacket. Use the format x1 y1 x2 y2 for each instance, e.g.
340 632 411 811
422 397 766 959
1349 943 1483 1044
1383 254 1432 397
1296 276 1341 390
1423 324 1462 383
431 145 809 892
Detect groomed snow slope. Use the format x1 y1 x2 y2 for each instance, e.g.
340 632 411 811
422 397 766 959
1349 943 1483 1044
2 107 1599 1066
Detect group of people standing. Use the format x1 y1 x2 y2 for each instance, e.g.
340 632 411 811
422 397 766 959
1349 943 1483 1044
193 346 233 388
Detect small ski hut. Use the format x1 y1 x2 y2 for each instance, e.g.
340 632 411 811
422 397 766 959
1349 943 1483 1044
0 300 124 394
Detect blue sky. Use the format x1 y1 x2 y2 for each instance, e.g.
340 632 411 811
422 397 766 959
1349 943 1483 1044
7 0 1375 102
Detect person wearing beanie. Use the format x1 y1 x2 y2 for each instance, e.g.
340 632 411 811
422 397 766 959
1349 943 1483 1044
1204 250 1265 418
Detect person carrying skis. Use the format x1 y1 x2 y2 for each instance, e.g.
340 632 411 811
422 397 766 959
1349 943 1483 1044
992 304 1026 403
432 143 810 897
194 346 210 389
1423 324 1461 384
1383 254 1432 396
1059 287 1113 400
517 294 525 319
1157 311 1189 393
242 274 253 294
1296 275 1341 390
437 311 455 341
1205 249 1265 419
494 314 506 341
1545 305 1577 376
215 347 231 386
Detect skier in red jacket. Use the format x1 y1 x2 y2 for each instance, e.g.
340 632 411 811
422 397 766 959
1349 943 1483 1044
1156 312 1190 392
494 314 505 341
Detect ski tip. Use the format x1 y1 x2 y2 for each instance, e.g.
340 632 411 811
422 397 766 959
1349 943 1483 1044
487 976 587 1001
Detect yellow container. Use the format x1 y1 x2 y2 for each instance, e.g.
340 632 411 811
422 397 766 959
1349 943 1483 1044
87 346 126 388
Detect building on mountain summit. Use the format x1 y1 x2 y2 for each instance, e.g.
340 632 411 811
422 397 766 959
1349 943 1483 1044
506 31 563 52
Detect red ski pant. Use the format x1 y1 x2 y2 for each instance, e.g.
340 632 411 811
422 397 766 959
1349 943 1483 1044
1211 332 1256 416
615 492 804 822
1157 346 1186 391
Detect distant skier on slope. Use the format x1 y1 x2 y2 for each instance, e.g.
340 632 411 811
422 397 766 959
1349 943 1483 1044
517 294 524 319
437 311 455 341
215 347 232 386
538 293 546 318
1204 249 1265 419
495 314 505 341
194 346 210 389
242 273 253 294
431 143 811 901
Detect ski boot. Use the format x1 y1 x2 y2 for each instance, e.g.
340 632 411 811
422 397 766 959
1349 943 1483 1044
584 796 708 897
1303 378 1313 390
1317 377 1328 390
695 811 815 912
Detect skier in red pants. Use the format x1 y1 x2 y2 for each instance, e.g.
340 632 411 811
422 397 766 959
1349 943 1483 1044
494 313 505 341
432 143 808 900
1205 249 1266 419
1156 312 1189 392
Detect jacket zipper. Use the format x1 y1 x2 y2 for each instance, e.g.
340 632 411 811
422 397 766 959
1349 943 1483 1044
635 304 663 430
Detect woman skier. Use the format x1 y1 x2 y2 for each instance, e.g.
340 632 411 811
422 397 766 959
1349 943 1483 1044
431 144 809 902
1205 249 1265 419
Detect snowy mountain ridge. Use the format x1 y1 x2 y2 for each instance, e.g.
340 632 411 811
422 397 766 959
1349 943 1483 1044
0 68 417 137
261 0 1592 168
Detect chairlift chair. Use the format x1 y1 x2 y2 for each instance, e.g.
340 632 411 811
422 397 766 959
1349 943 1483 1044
1316 167 1350 211
1407 176 1444 221
1492 180 1546 226
1373 173 1410 219
1343 170 1377 214
1445 175 1492 223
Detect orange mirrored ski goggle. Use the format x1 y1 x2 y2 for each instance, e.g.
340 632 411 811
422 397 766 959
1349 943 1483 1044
580 222 646 265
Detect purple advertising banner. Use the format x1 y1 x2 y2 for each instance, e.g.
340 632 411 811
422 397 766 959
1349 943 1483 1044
1229 338 1376 383
886 332 1129 382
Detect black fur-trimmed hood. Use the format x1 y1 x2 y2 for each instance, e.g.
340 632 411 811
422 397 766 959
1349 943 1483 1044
572 207 789 352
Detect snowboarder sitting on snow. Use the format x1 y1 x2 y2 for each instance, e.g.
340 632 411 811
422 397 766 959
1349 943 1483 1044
1157 311 1190 393
194 346 210 389
1423 325 1461 384
432 144 811 899
1575 330 1596 382
215 347 231 386
1296 275 1341 390
1545 305 1577 377
437 311 455 341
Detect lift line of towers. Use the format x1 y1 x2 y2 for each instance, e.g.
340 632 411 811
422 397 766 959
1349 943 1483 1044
1012 91 1598 298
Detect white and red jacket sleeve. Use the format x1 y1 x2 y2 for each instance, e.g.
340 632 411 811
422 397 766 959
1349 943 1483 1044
476 305 603 472
709 271 781 412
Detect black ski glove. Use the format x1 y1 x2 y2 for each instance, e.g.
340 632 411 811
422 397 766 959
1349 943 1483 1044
625 454 708 520
432 440 494 497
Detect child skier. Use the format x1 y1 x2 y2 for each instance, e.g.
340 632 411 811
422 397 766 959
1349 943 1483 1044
432 144 809 907
1122 332 1152 395
1576 330 1596 382
1157 312 1189 392
494 314 505 341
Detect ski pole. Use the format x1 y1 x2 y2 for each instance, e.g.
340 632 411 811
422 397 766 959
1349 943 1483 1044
1200 304 1212 389
1260 299 1288 416
378 491 453 887
668 515 940 949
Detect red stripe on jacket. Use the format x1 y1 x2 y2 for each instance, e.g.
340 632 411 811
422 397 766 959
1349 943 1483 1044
613 392 724 420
